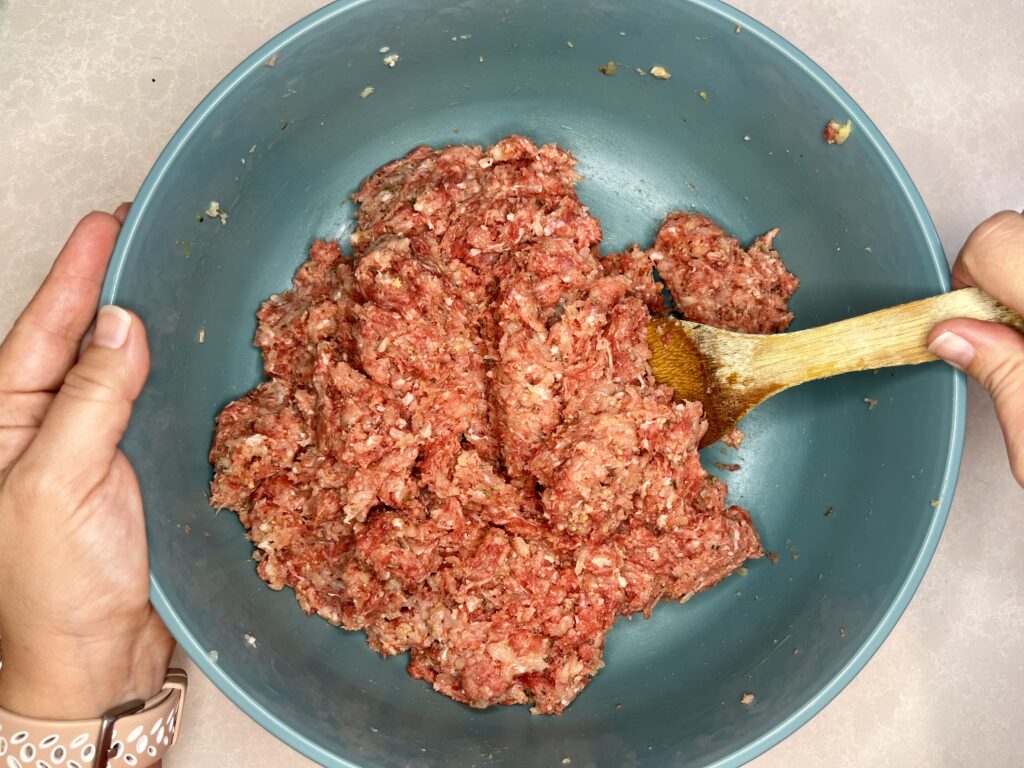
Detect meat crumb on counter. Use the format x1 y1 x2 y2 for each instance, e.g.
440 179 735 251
209 135 795 715
740 692 755 705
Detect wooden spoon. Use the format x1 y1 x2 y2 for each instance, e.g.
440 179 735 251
647 287 1024 448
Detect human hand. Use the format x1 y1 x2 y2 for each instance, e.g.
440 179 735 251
0 206 174 719
928 210 1024 486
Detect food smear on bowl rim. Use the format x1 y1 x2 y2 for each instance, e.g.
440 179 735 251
209 135 797 714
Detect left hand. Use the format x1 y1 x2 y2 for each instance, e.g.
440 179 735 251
0 206 174 719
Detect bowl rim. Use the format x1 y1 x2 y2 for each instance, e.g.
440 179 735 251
101 0 966 765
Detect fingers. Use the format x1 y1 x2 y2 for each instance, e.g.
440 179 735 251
941 210 1024 485
19 306 150 494
929 318 1024 485
950 211 1024 305
0 211 122 394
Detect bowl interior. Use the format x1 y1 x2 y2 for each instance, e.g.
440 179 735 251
107 1 960 766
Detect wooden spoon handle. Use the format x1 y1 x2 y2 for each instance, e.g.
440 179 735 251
759 287 1024 388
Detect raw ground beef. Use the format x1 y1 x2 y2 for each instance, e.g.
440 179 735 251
650 212 799 334
209 135 795 714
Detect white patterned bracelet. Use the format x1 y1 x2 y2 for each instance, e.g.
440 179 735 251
0 668 186 768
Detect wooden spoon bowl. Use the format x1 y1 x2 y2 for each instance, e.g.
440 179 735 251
648 287 1024 447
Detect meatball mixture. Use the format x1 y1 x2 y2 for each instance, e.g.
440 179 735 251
210 136 795 714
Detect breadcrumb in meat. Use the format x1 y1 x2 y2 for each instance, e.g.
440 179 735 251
209 135 790 715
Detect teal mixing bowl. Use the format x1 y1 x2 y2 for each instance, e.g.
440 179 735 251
102 1 963 765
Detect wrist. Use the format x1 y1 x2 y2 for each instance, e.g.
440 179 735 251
0 611 173 719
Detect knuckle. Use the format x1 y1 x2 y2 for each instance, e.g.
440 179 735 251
969 210 1024 252
979 209 1023 236
62 359 124 404
961 211 1024 271
988 209 1024 229
5 459 51 509
979 353 1024 400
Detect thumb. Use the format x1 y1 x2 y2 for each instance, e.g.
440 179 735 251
23 305 150 493
929 318 1024 485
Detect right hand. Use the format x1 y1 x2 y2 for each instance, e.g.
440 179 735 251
928 210 1024 486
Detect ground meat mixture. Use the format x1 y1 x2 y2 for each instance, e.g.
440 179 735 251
209 136 795 714
650 212 799 334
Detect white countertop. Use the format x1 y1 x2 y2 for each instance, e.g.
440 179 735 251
1 1 1021 765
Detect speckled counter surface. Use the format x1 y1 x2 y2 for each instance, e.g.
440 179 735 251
1 1 1021 765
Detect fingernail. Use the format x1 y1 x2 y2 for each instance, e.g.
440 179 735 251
929 331 975 370
92 305 132 349
113 202 132 224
